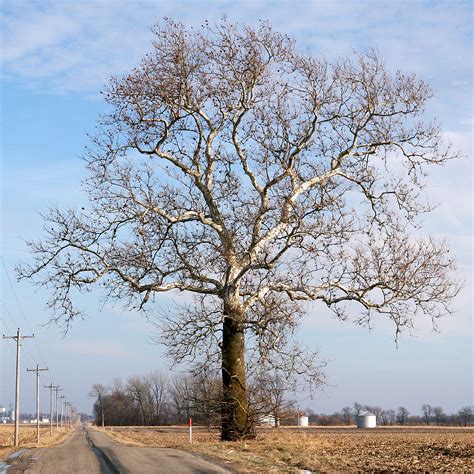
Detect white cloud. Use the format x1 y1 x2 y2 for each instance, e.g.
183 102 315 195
1 0 472 97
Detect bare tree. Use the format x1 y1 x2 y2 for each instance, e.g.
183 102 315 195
421 404 433 425
19 20 460 440
352 402 364 417
169 375 194 424
341 406 353 425
380 409 392 426
365 405 383 425
127 376 149 425
248 371 297 427
457 406 473 426
146 371 170 424
126 371 169 425
432 406 445 426
89 384 108 427
188 370 222 427
396 406 409 425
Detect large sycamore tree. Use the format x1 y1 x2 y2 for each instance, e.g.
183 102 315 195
20 20 460 440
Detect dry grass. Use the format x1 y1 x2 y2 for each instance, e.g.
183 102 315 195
97 425 474 472
0 424 74 460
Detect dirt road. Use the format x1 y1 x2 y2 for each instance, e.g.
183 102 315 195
3 425 231 473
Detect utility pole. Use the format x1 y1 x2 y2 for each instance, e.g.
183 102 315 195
66 402 70 427
68 404 72 427
2 328 34 447
59 395 66 428
63 399 68 427
43 383 56 436
26 364 48 443
53 386 62 429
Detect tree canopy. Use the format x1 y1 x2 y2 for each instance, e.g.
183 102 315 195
20 19 460 440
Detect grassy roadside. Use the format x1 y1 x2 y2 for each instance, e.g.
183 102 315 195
96 425 474 472
0 425 75 460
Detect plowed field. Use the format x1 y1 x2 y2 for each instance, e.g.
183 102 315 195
98 425 473 472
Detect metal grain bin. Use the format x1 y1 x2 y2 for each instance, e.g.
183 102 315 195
356 412 377 428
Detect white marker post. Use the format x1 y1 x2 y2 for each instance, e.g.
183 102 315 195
189 417 193 445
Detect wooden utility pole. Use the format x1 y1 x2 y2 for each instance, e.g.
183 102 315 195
2 328 34 446
59 395 67 428
68 402 73 427
43 383 55 436
27 364 48 443
65 402 70 427
53 386 62 429
63 399 69 427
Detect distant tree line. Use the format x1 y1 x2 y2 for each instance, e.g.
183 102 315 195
306 403 473 427
90 370 472 428
90 370 298 427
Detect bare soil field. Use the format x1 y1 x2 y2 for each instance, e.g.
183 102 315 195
98 425 474 472
0 424 73 459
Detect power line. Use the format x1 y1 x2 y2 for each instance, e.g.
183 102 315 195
2 327 36 369
1 257 36 334
1 260 74 427
0 299 18 330
1 257 50 372
0 315 14 335
1 300 35 365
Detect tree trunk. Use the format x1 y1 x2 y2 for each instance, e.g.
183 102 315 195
221 298 254 441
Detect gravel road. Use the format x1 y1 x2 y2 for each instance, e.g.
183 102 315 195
3 425 231 473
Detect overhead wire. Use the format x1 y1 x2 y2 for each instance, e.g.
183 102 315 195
0 298 37 367
0 313 14 334
0 258 78 409
0 299 18 330
0 256 50 369
0 256 60 406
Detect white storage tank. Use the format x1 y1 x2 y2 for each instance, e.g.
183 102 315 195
298 415 309 427
356 412 377 428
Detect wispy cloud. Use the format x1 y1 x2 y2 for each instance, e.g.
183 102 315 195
1 0 472 104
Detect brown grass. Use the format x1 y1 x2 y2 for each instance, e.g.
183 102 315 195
0 424 74 460
97 425 474 472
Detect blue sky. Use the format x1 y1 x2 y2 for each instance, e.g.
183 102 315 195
1 0 472 417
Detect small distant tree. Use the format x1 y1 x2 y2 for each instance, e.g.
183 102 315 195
396 406 409 425
20 19 460 441
306 408 317 425
458 406 473 427
432 406 445 426
169 371 222 426
90 384 108 427
248 371 297 427
341 406 353 425
421 404 433 425
144 371 169 425
380 409 394 425
169 375 194 424
387 409 396 425
365 405 383 422
127 376 150 425
125 372 169 425
108 378 140 425
353 402 364 416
